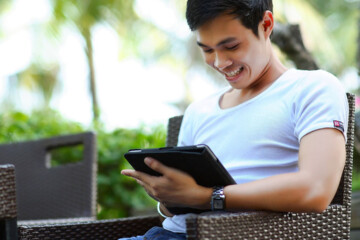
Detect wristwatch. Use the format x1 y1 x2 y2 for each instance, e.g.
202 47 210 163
211 186 225 211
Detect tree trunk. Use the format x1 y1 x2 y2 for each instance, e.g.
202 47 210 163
271 23 318 71
82 28 100 122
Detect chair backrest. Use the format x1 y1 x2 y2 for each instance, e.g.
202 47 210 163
166 115 184 147
0 164 18 240
0 132 97 222
331 93 355 208
166 93 355 208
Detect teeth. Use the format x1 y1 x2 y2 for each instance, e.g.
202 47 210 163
226 67 244 77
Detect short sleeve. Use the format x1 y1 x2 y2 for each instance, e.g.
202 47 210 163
293 70 349 142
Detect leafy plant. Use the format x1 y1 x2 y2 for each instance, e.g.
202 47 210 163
96 126 166 218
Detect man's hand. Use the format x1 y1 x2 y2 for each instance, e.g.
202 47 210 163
121 157 212 209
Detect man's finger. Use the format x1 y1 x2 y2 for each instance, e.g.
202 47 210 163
144 157 178 176
121 169 154 184
128 174 159 201
136 179 152 193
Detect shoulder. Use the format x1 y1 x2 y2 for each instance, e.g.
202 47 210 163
293 69 343 90
291 69 345 100
290 69 349 141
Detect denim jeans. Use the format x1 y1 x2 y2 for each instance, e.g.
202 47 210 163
118 226 186 240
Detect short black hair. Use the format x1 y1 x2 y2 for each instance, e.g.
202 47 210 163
186 0 273 36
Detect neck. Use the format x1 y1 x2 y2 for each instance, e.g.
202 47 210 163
242 47 287 97
220 48 287 109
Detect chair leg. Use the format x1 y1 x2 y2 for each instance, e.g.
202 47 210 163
0 218 18 240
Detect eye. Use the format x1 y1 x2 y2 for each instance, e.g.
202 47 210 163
202 48 213 53
225 44 239 50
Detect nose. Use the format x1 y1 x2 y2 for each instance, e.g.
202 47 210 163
214 52 232 70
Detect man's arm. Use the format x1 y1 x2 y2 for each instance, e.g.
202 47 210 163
122 128 345 213
224 128 345 212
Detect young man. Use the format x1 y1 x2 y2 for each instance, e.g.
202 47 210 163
121 0 349 239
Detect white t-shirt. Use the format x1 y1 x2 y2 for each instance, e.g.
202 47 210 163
162 69 349 233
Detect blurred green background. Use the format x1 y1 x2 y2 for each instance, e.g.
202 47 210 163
0 0 359 219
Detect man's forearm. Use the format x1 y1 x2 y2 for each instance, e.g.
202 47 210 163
223 171 333 213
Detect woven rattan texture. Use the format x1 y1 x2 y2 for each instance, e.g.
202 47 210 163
185 93 355 240
345 93 355 204
0 132 97 221
18 216 161 240
166 116 183 147
330 93 355 207
187 207 349 240
0 164 17 219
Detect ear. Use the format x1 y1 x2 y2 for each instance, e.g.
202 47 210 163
261 10 274 39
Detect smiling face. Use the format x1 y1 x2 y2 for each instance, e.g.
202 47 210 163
196 12 275 91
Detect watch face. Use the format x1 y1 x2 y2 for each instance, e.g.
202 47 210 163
214 199 224 209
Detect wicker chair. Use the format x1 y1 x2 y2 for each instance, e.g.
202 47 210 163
0 132 97 223
17 93 355 239
0 164 18 240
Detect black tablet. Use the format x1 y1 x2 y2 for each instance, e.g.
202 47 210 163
124 144 236 214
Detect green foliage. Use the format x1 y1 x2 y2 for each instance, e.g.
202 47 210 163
353 146 360 192
49 144 85 167
0 109 166 219
96 126 166 219
274 0 359 75
14 64 60 108
353 172 360 192
0 110 84 143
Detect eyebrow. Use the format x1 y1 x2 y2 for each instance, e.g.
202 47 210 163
197 37 237 48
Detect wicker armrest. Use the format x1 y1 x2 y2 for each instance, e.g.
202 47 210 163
18 215 162 240
0 164 17 219
0 164 18 240
186 204 350 240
